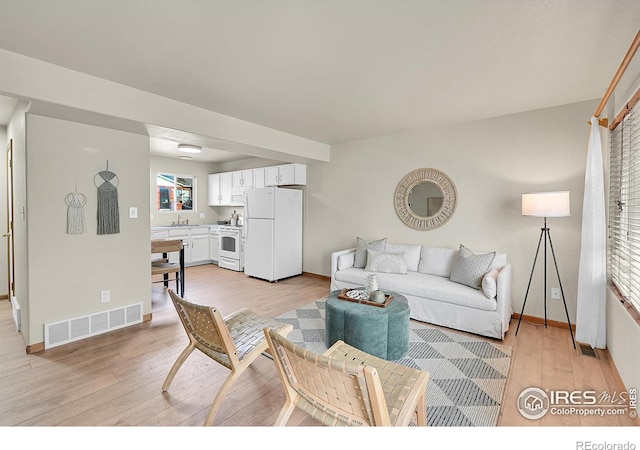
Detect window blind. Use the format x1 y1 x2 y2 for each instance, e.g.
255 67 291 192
609 101 640 313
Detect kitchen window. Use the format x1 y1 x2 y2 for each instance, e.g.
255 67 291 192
157 173 195 212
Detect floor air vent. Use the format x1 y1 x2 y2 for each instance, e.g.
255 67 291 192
578 343 600 359
44 303 143 349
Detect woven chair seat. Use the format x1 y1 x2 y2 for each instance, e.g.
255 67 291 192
325 341 427 426
264 326 430 427
196 308 292 369
162 290 293 426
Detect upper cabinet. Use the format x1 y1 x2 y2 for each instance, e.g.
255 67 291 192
209 163 305 206
265 163 307 187
208 172 237 206
232 169 254 189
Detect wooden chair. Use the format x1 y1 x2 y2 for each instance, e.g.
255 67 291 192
163 289 294 426
151 239 184 297
263 326 430 427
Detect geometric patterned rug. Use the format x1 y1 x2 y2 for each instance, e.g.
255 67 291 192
274 299 512 426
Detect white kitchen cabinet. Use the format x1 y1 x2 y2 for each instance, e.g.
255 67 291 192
208 172 235 206
253 167 265 188
161 226 211 266
265 163 307 186
209 228 219 262
208 173 222 206
190 232 210 264
232 169 254 189
167 228 191 264
151 229 168 240
210 164 305 206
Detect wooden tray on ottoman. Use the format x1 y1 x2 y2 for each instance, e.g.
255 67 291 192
337 288 395 308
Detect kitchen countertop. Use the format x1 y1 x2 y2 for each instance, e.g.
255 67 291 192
152 224 221 230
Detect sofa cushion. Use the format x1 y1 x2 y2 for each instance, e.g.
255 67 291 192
337 252 355 271
449 245 495 290
385 243 421 272
418 246 458 277
365 249 407 274
482 268 499 299
354 237 387 268
334 268 497 311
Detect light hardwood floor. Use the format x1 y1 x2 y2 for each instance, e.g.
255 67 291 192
0 264 635 427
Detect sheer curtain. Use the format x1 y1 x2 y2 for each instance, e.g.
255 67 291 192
576 117 607 349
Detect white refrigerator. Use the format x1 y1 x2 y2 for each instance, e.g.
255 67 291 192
244 187 303 282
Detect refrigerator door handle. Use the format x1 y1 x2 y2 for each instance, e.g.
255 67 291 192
244 190 249 240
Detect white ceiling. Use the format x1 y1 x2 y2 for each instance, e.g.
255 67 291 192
0 1 639 159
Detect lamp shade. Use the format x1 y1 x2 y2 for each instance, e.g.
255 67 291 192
177 143 202 154
522 191 570 217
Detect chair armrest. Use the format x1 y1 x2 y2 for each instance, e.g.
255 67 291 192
330 248 356 278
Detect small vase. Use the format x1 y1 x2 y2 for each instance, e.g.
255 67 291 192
370 290 386 304
364 274 379 299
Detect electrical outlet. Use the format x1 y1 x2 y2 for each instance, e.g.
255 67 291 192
129 207 138 219
200 213 205 219
551 288 561 300
100 290 111 303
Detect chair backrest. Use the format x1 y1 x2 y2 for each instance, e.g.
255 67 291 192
168 289 239 369
264 326 390 426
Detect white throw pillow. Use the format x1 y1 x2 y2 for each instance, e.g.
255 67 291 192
482 268 499 299
365 249 408 274
354 237 387 268
449 245 496 290
418 246 458 277
337 252 355 271
385 243 421 272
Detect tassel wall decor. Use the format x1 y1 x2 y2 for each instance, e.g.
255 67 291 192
94 161 120 235
65 185 87 234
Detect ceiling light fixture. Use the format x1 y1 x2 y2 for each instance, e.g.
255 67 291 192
177 143 202 154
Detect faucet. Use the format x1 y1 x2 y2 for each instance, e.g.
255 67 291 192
177 214 181 225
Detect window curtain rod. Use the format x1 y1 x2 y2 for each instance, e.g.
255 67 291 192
592 30 640 128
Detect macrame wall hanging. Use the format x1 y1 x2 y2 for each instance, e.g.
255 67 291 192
64 184 87 235
94 161 120 235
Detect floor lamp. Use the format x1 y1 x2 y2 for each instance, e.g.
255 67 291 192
515 191 576 349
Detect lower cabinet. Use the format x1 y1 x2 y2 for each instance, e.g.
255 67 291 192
155 226 215 266
210 230 219 262
190 233 210 264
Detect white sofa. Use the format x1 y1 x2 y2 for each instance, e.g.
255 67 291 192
330 242 512 339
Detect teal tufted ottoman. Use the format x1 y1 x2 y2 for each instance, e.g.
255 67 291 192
325 289 410 360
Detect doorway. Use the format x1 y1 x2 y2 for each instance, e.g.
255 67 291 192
4 138 17 330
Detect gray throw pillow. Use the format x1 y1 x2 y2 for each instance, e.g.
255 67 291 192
354 237 387 268
449 245 496 290
365 249 408 274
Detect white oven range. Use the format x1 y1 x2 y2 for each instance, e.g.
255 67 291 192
218 225 243 272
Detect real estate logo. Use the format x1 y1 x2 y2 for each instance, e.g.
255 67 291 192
518 387 636 419
517 387 550 419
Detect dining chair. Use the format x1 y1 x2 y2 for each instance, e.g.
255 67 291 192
151 239 184 297
263 326 430 427
163 289 294 426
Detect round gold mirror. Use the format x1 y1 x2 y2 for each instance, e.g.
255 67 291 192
394 168 457 230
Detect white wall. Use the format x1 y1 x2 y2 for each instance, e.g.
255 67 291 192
25 114 151 345
306 100 597 327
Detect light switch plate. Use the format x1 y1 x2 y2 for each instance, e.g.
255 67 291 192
200 213 205 219
129 207 138 219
